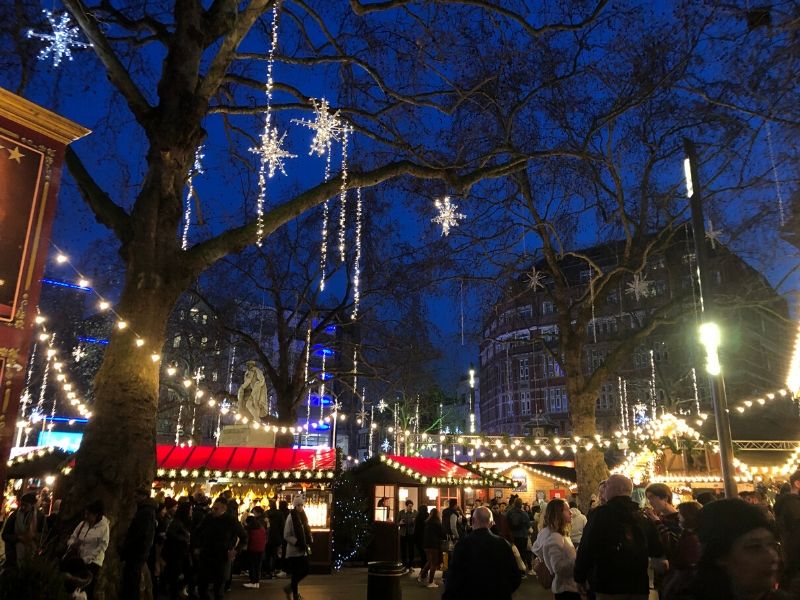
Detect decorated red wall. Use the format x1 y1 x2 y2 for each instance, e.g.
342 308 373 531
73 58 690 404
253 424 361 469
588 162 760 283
0 87 88 485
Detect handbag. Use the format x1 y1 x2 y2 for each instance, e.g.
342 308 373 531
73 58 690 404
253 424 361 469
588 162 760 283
440 535 454 553
533 556 554 590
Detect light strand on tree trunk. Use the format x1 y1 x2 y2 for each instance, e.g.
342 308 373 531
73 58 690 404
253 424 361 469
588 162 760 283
181 145 205 250
691 367 700 415
304 322 313 444
351 187 363 319
765 121 786 227
368 404 374 458
590 277 597 343
175 404 183 445
460 279 465 346
319 351 327 424
337 126 350 263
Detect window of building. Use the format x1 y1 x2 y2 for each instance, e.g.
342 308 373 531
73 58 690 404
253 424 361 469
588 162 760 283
374 485 396 522
521 392 531 415
633 347 648 369
172 335 181 348
651 280 667 296
596 383 615 410
648 255 665 270
653 341 669 363
579 269 593 283
542 301 554 315
518 305 532 318
519 358 529 380
549 387 567 412
589 349 605 369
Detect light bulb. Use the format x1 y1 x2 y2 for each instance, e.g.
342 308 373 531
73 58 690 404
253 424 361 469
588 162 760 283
135 338 145 347
166 366 177 376
150 353 161 362
78 278 89 288
117 321 128 330
99 301 110 310
56 254 68 264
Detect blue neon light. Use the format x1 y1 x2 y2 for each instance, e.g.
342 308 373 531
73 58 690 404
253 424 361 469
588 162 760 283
47 417 89 424
310 422 331 430
319 372 333 381
325 325 337 334
78 336 108 345
308 395 333 406
42 278 92 292
312 344 334 357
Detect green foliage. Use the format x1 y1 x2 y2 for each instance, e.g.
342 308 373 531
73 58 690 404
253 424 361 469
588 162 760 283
331 470 373 570
0 556 71 600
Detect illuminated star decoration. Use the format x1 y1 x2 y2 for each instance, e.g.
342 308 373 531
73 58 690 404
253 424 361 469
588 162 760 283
72 344 86 363
330 401 342 414
705 219 723 250
525 267 546 291
27 10 92 68
377 399 388 413
381 438 391 452
292 98 345 157
431 196 466 236
625 273 652 302
249 119 296 179
356 408 367 424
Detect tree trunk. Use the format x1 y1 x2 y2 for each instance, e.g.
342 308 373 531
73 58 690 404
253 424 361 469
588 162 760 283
61 261 183 600
569 382 609 512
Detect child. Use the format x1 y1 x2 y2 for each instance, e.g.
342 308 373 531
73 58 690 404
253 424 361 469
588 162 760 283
242 515 266 589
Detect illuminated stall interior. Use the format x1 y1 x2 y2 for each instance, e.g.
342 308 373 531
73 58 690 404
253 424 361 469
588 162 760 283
352 454 517 561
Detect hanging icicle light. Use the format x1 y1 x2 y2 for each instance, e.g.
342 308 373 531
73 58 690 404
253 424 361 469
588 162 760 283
351 187 363 319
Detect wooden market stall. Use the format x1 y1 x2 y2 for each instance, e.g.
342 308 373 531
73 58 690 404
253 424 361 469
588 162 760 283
476 462 577 507
5 444 339 573
351 454 517 561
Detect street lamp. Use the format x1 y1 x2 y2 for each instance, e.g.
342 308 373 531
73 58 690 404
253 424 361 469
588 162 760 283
684 138 737 498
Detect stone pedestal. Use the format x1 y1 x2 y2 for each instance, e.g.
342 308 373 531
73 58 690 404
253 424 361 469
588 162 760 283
218 424 276 447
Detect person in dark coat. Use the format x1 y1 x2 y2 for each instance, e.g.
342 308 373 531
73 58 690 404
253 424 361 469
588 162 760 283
574 474 665 599
775 469 800 594
163 501 193 600
664 499 791 600
418 508 446 588
413 505 428 569
442 506 522 600
265 499 285 577
194 496 246 600
119 488 157 600
396 499 417 572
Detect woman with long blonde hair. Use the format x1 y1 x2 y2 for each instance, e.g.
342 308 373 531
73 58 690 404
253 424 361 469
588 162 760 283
531 498 580 599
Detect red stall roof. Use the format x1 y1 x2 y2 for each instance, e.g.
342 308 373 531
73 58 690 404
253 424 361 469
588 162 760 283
155 445 336 482
376 455 516 487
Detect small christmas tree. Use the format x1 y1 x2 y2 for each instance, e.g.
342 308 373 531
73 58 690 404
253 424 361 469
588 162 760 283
331 469 372 570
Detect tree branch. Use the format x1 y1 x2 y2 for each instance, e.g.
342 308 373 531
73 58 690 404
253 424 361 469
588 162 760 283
62 0 153 126
64 146 133 244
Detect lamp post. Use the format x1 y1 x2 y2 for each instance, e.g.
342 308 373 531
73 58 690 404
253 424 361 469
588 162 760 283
684 138 737 498
468 365 476 433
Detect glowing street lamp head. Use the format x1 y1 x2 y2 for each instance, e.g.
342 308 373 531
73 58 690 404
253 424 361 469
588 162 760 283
683 157 694 198
699 322 722 375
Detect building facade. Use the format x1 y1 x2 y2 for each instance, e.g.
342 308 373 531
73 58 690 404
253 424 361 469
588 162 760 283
479 233 790 436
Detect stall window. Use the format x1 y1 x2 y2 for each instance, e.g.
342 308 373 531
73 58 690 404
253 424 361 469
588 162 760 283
439 487 459 511
374 485 396 522
398 486 419 512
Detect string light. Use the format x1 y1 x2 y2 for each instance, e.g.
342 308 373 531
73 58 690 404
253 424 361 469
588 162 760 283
292 98 345 157
765 121 785 226
351 187 362 319
181 145 205 250
27 10 92 68
337 126 350 262
431 196 466 236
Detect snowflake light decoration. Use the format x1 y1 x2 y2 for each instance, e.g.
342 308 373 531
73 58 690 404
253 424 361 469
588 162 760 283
377 399 388 413
27 10 92 68
249 120 296 178
625 273 652 302
292 98 345 156
356 408 367 424
72 344 86 363
525 267 546 290
431 196 466 236
381 438 391 452
705 219 723 250
330 401 342 414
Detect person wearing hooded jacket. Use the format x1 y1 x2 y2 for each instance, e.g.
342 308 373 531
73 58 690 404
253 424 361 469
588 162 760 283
283 495 312 600
533 498 580 599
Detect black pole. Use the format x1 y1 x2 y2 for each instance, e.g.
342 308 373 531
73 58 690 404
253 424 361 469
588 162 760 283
683 138 738 498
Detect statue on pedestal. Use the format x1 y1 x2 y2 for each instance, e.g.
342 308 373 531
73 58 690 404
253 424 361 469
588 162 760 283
237 360 268 421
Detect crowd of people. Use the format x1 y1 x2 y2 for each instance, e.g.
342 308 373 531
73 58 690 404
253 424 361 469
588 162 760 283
420 472 800 600
1 488 313 600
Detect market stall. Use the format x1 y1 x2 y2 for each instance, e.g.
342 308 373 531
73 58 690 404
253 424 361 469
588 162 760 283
351 454 517 561
475 461 577 507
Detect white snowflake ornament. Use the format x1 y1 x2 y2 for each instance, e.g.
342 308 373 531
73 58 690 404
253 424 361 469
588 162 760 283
381 438 391 452
431 196 466 236
292 98 346 156
377 399 388 413
625 273 652 302
27 10 92 68
72 344 86 363
705 219 723 250
525 267 546 290
249 119 296 178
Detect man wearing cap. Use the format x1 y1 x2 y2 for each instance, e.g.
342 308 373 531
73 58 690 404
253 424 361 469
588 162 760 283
574 474 665 600
442 506 521 600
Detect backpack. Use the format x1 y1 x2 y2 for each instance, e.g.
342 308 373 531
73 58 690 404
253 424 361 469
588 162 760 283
533 556 554 589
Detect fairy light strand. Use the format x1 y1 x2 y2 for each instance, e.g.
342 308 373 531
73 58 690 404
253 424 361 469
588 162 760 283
765 121 786 227
337 126 350 262
181 145 205 250
351 187 363 319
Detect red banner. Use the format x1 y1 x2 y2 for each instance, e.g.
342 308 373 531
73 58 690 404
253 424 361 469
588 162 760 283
0 87 88 485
